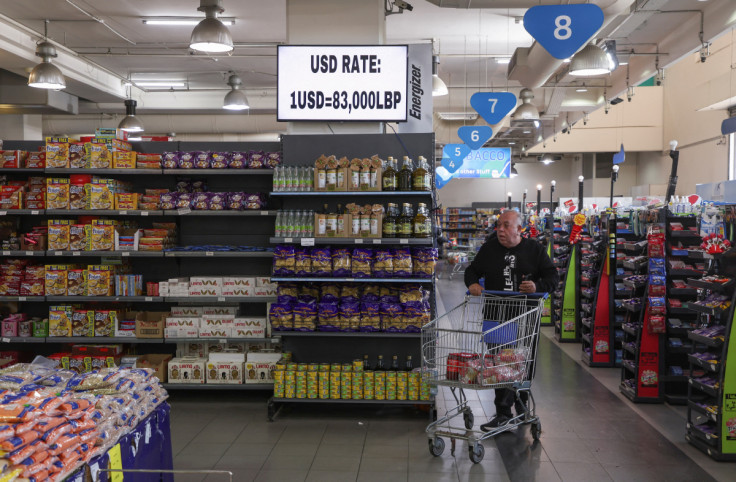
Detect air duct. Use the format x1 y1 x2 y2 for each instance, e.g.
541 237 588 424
0 70 77 114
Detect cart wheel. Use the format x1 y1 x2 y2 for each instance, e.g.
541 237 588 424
463 410 474 430
531 422 541 441
432 408 438 422
468 443 484 464
428 437 445 457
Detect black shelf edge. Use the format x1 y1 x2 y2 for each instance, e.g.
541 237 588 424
164 337 277 344
687 331 725 348
45 209 165 216
689 379 719 398
165 296 277 303
163 383 275 390
270 191 432 197
687 278 734 292
0 296 45 302
687 354 721 373
687 400 718 423
0 209 44 215
46 168 163 175
0 250 45 257
163 169 275 175
668 288 698 297
164 251 274 258
0 337 45 343
275 331 420 338
269 237 433 245
270 277 433 284
163 210 277 217
45 296 164 302
48 337 164 343
686 423 719 447
668 230 702 238
48 250 164 258
684 303 729 317
271 397 433 405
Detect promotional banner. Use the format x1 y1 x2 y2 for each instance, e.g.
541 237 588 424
454 148 511 179
398 43 433 133
560 248 577 341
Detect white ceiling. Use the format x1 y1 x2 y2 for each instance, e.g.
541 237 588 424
0 0 731 146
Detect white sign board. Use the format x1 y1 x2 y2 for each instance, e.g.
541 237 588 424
277 45 408 122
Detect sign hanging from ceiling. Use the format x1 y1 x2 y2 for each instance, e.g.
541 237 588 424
469 92 517 125
277 45 408 122
457 125 493 151
455 148 512 179
523 5 604 60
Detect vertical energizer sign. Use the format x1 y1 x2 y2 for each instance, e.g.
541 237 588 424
409 64 422 121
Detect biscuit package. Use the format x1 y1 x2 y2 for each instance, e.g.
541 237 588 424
85 142 111 169
67 269 86 296
48 305 73 336
86 182 114 210
71 309 94 337
45 137 69 168
46 179 70 209
47 220 71 251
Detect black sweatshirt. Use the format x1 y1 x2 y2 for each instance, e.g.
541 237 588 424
464 236 558 293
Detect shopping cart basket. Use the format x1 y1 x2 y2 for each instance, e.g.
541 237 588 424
421 291 545 463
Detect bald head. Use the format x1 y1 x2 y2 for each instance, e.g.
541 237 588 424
496 210 523 248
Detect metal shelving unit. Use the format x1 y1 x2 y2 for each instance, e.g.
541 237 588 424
269 237 432 245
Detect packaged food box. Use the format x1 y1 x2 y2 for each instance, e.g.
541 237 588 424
86 270 112 296
179 342 207 358
25 152 46 169
0 150 28 168
168 357 206 384
165 327 199 338
95 128 128 140
166 317 199 328
71 309 94 337
207 342 246 354
67 269 86 296
134 311 167 338
46 181 70 209
86 182 114 210
245 352 281 384
84 142 111 169
206 356 244 384
48 305 73 336
136 153 162 168
199 327 232 338
69 224 86 251
136 354 172 383
189 277 223 297
256 277 277 288
86 224 114 251
201 306 237 316
232 317 267 338
33 318 49 337
200 316 234 328
45 137 69 168
94 310 115 337
254 287 278 297
47 220 71 250
115 193 138 210
45 268 68 296
68 143 86 169
171 306 203 317
113 151 136 169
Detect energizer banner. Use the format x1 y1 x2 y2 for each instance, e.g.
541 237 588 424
277 45 408 122
398 43 433 133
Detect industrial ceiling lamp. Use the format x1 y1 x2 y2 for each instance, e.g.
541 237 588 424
28 20 65 90
510 163 519 178
118 99 144 133
604 40 619 71
432 55 448 97
570 44 611 77
190 0 234 53
540 153 555 165
512 88 539 121
223 74 249 110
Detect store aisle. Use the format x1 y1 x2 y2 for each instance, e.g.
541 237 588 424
167 276 725 482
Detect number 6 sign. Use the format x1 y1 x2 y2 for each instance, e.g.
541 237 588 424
523 5 604 60
458 126 493 151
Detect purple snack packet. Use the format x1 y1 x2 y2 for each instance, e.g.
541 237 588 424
247 151 266 169
211 152 229 169
273 245 296 276
293 301 317 332
360 301 381 332
317 302 339 331
245 193 265 210
332 248 352 277
159 192 178 210
381 302 404 333
351 248 373 278
269 303 293 331
175 193 194 209
295 247 311 277
312 248 332 277
178 152 195 169
162 152 179 169
208 192 226 210
226 192 245 211
339 301 360 332
266 152 282 168
192 192 209 210
193 151 211 169
228 152 246 168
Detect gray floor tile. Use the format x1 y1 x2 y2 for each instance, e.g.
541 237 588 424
204 468 258 482
506 460 561 482
222 443 275 458
214 454 268 471
174 453 224 470
255 469 309 482
261 454 315 471
178 443 231 458
539 437 595 462
407 472 460 482
269 443 319 458
357 472 408 482
170 474 206 482
310 453 363 471
306 470 359 482
316 444 365 459
359 456 408 472
552 462 613 482
361 443 409 458
407 454 457 474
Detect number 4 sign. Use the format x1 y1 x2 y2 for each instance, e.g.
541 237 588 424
441 144 470 173
523 5 604 60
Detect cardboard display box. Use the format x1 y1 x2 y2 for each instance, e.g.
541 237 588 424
135 354 172 383
167 357 206 384
134 311 167 338
245 352 281 384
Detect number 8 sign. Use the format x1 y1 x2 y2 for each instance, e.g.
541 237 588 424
523 5 604 60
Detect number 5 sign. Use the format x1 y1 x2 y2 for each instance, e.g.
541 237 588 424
523 5 604 60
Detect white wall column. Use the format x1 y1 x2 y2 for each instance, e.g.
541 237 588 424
0 114 42 140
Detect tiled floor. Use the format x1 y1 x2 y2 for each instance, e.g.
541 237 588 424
167 277 732 482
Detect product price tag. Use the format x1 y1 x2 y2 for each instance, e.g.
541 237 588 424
354 239 363 244
218 296 226 302
372 239 382 244
25 251 33 256
261 211 271 216
284 238 293 243
399 239 409 244
118 210 128 215
31 210 40 215
0 211 6 216
141 211 149 216
122 252 130 257
52 251 62 256
346 278 356 282
1 338 8 343
2 251 8 256
301 238 315 247
145 297 153 302
219 339 227 344
18 297 26 301
73 251 81 256
177 207 192 215
206 251 214 257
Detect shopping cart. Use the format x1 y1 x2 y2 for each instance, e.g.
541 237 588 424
421 291 544 463
445 248 475 280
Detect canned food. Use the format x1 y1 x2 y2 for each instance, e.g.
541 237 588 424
275 362 287 370
282 352 292 362
342 363 352 372
273 369 285 380
319 363 331 371
308 364 319 371
352 360 364 372
331 363 342 372
297 363 309 371
364 388 374 400
286 363 297 371
398 372 408 382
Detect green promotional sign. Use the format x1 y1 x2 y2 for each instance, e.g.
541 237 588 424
722 310 736 453
541 241 553 326
560 248 577 340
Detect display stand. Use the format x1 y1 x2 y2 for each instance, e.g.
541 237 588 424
551 217 569 335
540 214 554 327
584 213 616 367
684 250 736 461
266 133 436 419
557 238 580 343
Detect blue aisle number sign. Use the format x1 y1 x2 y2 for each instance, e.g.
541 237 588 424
458 125 493 151
523 5 604 60
442 144 470 173
469 92 516 126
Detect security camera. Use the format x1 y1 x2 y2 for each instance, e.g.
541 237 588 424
655 69 665 86
700 43 709 63
605 100 611 115
394 0 413 11
627 86 634 102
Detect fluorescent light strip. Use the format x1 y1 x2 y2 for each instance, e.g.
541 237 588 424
143 18 235 26
134 81 186 87
496 57 511 64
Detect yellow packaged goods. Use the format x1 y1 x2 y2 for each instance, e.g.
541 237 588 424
69 184 85 210
48 305 73 336
45 137 69 168
85 142 111 169
95 310 115 336
86 182 114 210
340 371 352 399
46 180 70 209
329 372 341 399
86 269 112 296
69 224 86 251
47 220 71 250
363 371 374 400
68 142 87 169
66 269 86 296
85 224 114 251
45 267 68 296
318 371 330 399
352 372 364 400
374 371 386 400
71 309 94 337
113 151 136 169
115 193 138 210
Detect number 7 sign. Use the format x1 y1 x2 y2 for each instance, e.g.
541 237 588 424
523 5 604 60
469 92 516 126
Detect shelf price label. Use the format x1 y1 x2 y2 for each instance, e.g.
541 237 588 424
2 251 8 256
118 210 128 215
206 251 214 257
177 207 191 215
277 45 408 122
0 211 6 216
31 210 39 215
523 5 604 60
301 238 315 247
1 338 8 343
141 211 149 216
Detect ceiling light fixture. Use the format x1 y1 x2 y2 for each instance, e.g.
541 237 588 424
563 58 571 63
540 153 555 165
134 81 186 87
603 40 619 71
575 86 588 93
432 55 448 97
496 57 511 64
523 130 531 134
28 20 65 90
437 112 477 121
143 17 235 26
118 99 144 133
570 44 611 77
190 0 234 53
512 88 539 121
510 164 518 178
223 74 249 110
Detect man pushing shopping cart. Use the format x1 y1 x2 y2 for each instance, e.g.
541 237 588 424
421 210 558 463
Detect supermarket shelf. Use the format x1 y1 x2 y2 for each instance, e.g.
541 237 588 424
668 230 701 238
687 331 724 348
164 296 277 303
45 209 164 216
688 354 720 373
271 397 432 405
163 383 275 390
48 250 164 258
689 378 719 398
163 169 275 175
47 337 164 344
270 191 431 197
164 251 274 258
1 336 45 343
687 401 718 423
684 303 729 317
46 168 161 175
163 210 277 216
0 296 44 302
668 288 698 297
0 209 44 216
0 250 45 257
164 337 278 344
270 277 432 283
687 278 734 292
275 331 421 338
687 423 719 447
0 168 45 173
46 296 165 302
269 237 433 245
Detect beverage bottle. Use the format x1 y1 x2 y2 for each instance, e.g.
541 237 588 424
278 167 286 192
374 355 386 371
382 157 397 191
412 157 429 191
295 210 304 237
286 210 295 237
284 167 293 192
275 210 283 237
273 167 280 191
398 156 414 191
383 203 398 238
405 355 413 372
307 167 314 191
413 203 431 238
398 203 413 237
390 355 399 371
301 166 309 192
363 354 370 371
307 210 315 237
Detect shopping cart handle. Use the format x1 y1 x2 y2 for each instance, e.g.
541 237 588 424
466 289 548 299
